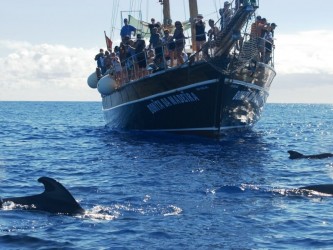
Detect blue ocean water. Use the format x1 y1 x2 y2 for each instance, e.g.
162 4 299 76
0 101 333 249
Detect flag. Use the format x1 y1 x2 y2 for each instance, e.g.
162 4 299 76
104 31 112 52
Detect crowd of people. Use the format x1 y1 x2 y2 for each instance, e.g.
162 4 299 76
94 0 276 88
250 15 277 64
95 17 190 88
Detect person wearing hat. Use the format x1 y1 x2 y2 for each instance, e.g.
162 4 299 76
120 18 136 41
194 14 206 61
219 1 232 30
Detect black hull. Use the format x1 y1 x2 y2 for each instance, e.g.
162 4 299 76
102 61 275 137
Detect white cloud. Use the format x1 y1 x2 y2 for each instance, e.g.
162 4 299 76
275 30 333 75
267 30 333 103
0 31 332 103
0 40 100 101
269 74 333 104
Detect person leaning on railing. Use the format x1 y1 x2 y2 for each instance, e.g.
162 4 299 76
146 49 156 73
148 27 164 63
118 36 135 83
263 23 277 64
194 14 206 61
172 21 185 65
126 39 136 81
134 33 147 78
201 19 219 60
148 27 160 50
162 29 176 67
256 17 267 61
110 52 122 88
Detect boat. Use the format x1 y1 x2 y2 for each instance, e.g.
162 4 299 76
87 0 276 137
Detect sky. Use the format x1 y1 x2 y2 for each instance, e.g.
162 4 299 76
0 0 332 103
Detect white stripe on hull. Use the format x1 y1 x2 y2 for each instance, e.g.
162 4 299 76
103 78 266 112
103 79 219 111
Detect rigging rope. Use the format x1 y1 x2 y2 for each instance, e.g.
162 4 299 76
182 0 187 21
139 0 143 17
130 0 134 12
214 0 219 20
182 0 191 40
160 3 162 25
146 0 149 22
110 0 120 39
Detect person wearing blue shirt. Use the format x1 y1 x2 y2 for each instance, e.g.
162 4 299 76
120 18 136 41
94 48 106 74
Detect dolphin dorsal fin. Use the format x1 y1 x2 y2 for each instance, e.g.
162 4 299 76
38 177 58 192
1 177 85 215
288 150 304 159
38 177 79 202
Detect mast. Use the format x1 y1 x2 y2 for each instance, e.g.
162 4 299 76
188 0 198 52
162 0 171 27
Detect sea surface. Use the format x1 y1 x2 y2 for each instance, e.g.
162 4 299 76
0 102 333 249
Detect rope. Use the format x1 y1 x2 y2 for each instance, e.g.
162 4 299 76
182 0 187 21
214 0 219 20
146 0 149 22
183 0 192 41
110 0 120 39
130 0 134 12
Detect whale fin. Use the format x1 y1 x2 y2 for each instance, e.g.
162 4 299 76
1 177 84 215
300 184 333 195
288 150 304 159
288 150 333 159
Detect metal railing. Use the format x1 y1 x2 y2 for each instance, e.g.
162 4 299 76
101 31 274 89
105 38 190 87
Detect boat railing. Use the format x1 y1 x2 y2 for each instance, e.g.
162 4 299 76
233 33 275 66
257 36 275 67
105 31 274 89
107 37 191 88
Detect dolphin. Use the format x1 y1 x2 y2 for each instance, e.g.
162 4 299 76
299 184 333 195
288 150 333 160
0 177 84 215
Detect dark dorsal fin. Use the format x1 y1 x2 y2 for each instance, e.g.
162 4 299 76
39 177 58 192
288 150 304 159
288 150 333 159
38 177 78 201
1 177 85 215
